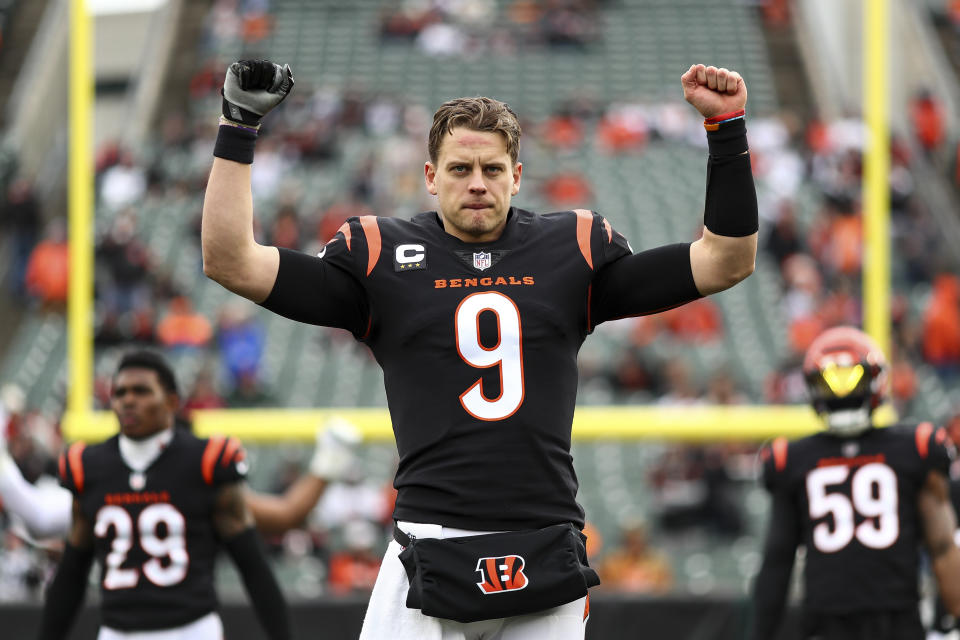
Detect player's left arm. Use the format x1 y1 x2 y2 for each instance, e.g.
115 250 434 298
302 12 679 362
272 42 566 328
244 476 327 535
36 499 94 640
213 482 293 640
919 469 960 617
682 64 758 295
243 419 359 534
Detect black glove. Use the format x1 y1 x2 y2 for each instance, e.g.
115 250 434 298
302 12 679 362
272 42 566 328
222 59 294 127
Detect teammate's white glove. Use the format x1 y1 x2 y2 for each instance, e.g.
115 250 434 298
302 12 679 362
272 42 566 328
308 417 361 481
222 59 294 127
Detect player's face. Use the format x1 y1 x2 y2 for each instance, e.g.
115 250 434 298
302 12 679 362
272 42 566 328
425 127 522 243
110 368 177 440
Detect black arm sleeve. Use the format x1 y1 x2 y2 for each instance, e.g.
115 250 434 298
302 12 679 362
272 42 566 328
36 543 94 640
223 527 293 640
748 492 801 640
260 247 369 337
703 120 758 238
590 242 701 327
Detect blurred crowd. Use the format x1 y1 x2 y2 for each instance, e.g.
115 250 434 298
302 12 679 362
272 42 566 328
380 0 601 54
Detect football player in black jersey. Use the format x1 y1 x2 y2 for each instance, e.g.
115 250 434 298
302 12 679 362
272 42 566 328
37 351 292 640
928 411 960 637
0 411 359 541
749 327 960 640
203 59 758 639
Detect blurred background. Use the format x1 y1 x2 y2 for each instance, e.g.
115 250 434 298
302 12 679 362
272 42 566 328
1 0 959 637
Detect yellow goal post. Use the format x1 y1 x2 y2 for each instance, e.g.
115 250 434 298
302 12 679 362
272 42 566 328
65 0 893 444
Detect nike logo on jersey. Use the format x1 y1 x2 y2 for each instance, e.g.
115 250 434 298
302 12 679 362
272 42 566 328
317 245 327 258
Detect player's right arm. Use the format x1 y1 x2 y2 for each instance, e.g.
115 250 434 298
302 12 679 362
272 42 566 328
748 438 799 640
749 490 800 640
202 60 293 302
0 443 72 539
36 499 94 640
919 469 960 617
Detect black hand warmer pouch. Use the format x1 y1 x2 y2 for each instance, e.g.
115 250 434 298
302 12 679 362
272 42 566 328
395 523 600 623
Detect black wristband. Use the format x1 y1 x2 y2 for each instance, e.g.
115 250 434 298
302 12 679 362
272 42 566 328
703 151 759 237
706 117 749 157
214 124 258 164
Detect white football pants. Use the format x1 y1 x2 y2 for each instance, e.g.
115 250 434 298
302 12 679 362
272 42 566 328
97 612 223 640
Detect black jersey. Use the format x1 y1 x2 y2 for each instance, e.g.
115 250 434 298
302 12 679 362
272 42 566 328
761 423 952 614
929 476 960 632
58 430 247 631
263 208 700 530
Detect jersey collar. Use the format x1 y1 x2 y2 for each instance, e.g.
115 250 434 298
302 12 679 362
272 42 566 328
119 427 174 472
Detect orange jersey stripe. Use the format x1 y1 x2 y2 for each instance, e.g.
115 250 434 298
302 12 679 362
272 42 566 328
916 422 933 459
583 593 590 621
574 209 593 270
772 437 788 472
359 216 381 276
361 315 373 340
68 443 86 493
202 435 226 485
221 437 242 467
337 221 352 251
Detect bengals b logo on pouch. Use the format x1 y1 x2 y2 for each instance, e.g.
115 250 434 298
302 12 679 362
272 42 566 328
476 555 529 594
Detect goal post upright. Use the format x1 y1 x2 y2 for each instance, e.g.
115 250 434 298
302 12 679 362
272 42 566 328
67 0 94 418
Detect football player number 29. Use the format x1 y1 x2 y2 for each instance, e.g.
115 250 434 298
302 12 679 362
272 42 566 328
95 503 188 590
806 463 899 553
456 291 524 421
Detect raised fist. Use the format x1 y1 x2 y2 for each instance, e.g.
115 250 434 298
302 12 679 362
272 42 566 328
222 59 295 126
681 64 747 120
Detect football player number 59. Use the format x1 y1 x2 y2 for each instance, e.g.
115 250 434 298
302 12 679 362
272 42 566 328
95 503 189 590
806 463 899 553
455 291 525 421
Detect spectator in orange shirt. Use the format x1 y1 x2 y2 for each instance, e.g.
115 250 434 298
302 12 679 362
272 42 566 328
327 519 383 595
540 108 584 150
541 171 591 207
923 273 960 376
910 89 945 156
661 297 722 342
598 518 673 594
24 219 69 310
156 296 213 349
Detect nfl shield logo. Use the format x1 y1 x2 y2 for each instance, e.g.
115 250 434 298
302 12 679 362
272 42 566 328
473 252 492 271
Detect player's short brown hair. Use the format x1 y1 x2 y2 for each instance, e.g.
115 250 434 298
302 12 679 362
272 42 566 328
428 97 522 165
